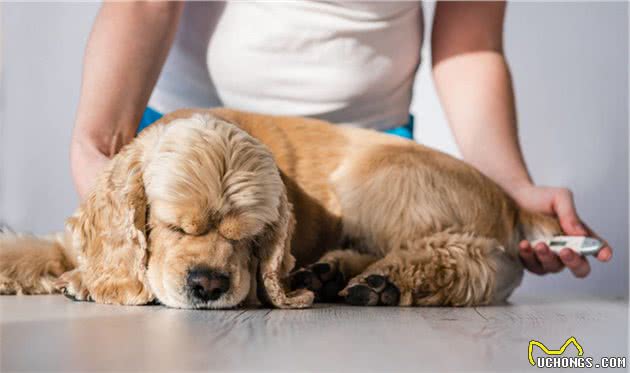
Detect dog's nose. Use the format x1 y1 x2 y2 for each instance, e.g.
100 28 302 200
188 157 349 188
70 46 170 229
187 267 230 301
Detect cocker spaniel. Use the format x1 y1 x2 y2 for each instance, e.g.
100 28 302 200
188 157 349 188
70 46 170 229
0 109 561 308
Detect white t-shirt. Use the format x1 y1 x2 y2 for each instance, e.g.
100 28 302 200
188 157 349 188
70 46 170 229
149 1 423 130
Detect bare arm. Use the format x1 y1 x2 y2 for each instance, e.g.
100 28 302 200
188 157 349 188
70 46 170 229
71 1 183 199
432 2 529 194
431 1 611 277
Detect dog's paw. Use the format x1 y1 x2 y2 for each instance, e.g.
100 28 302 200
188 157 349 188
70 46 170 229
54 270 92 302
0 259 66 295
289 262 346 302
341 274 400 306
0 277 19 295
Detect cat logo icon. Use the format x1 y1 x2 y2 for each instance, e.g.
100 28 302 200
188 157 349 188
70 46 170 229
528 337 584 366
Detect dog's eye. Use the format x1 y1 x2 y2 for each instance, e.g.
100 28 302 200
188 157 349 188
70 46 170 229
168 225 187 235
221 234 238 244
220 234 244 246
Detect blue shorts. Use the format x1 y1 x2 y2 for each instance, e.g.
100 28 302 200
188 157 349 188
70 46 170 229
138 108 414 140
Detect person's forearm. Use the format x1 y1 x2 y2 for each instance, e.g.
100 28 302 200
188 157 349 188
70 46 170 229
430 2 613 276
432 51 533 196
71 2 183 198
431 2 532 197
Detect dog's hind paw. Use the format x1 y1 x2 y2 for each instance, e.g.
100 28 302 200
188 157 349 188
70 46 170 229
341 275 400 306
289 262 346 303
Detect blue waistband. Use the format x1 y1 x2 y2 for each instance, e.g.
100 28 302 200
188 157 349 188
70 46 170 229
138 108 414 140
137 107 163 133
383 115 414 140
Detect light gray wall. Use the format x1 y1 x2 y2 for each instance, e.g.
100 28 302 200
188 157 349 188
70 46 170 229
1 3 96 229
1 2 627 296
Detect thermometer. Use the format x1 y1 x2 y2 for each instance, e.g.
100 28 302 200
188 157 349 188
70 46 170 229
533 236 604 256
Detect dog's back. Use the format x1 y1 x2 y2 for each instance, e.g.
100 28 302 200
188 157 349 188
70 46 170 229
204 109 562 304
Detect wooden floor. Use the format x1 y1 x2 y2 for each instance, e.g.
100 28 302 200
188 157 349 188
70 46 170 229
0 294 627 372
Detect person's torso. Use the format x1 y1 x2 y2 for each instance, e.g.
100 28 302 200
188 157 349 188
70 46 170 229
150 1 424 130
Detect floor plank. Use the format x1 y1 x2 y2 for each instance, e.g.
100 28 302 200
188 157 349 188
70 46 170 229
0 294 627 371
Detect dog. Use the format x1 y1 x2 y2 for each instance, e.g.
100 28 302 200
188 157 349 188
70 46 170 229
0 108 561 308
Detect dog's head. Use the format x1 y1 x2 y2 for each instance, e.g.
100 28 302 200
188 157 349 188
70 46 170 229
66 114 313 309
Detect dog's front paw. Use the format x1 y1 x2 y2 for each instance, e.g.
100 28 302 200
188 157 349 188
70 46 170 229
290 262 346 302
0 277 20 295
341 274 400 306
55 270 92 302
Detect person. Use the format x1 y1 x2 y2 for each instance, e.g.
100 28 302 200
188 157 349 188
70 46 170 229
70 1 611 279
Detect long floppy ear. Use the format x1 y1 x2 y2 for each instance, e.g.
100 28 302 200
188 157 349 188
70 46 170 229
256 191 314 309
65 142 153 305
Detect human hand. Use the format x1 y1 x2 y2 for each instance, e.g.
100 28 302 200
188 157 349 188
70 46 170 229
70 137 111 200
511 184 612 278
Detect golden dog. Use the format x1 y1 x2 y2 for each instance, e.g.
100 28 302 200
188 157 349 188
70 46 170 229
0 109 561 308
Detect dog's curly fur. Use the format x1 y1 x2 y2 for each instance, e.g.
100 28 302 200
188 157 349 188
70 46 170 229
0 109 561 308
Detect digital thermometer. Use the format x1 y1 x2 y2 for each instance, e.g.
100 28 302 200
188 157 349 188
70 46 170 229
533 236 604 256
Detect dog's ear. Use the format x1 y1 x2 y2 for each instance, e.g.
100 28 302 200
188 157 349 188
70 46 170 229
66 142 154 305
256 191 314 309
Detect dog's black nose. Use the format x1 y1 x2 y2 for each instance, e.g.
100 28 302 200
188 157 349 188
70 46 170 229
187 267 230 301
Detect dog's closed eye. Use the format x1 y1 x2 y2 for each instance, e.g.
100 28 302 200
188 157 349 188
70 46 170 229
167 223 245 247
219 232 236 243
219 233 248 246
218 215 256 243
168 225 187 235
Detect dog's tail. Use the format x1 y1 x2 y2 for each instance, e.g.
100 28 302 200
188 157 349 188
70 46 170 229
0 229 76 295
517 209 563 243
